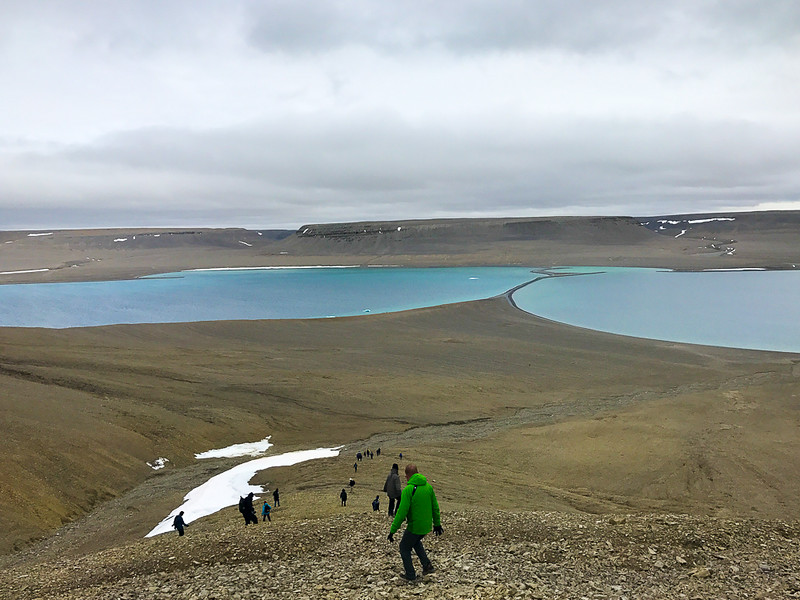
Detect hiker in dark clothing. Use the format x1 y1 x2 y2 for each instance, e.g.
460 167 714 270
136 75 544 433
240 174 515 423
357 452 362 461
377 448 381 456
383 463 402 516
388 464 443 582
372 495 380 511
262 501 272 522
239 492 258 525
238 496 247 523
273 488 280 507
349 477 355 489
172 511 187 536
354 462 358 472
340 488 348 506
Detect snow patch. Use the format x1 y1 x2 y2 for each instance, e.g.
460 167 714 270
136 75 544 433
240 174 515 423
0 268 50 275
195 436 273 459
147 457 170 470
146 446 341 537
688 217 735 224
186 266 358 272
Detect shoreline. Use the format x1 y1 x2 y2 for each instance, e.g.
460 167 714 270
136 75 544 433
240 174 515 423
4 264 799 355
0 260 794 286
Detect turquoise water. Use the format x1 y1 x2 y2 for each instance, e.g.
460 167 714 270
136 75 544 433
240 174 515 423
2 266 799 353
511 267 800 353
0 267 537 328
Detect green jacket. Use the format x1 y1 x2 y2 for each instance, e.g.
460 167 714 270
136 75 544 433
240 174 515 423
390 473 441 536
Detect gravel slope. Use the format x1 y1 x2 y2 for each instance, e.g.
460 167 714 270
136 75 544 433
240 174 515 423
2 508 799 599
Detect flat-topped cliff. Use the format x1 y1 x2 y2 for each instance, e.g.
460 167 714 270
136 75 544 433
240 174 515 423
3 212 799 284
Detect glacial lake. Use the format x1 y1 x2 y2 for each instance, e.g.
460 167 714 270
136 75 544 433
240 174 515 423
0 266 798 354
511 267 800 354
0 267 537 328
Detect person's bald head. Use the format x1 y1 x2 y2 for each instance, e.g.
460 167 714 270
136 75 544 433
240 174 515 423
404 464 419 480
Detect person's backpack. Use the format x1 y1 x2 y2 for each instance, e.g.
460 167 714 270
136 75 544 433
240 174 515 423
238 496 245 513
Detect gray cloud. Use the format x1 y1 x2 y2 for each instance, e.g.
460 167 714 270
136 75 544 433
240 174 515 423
4 111 797 229
0 0 798 229
245 0 799 55
246 0 657 54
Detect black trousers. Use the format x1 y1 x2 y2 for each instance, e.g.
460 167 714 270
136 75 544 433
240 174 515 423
398 531 432 579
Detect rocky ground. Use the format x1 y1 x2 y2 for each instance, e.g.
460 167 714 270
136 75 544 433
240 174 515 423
3 508 800 599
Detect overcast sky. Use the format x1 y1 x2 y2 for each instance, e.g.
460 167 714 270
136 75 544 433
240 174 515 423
1 1 798 230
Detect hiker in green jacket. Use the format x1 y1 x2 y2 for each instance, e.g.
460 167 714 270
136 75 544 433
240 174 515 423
387 463 443 581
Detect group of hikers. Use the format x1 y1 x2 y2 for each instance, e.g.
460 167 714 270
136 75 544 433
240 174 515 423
235 487 280 525
171 449 442 583
342 453 444 581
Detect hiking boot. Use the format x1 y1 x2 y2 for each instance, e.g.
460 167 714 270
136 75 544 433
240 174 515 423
422 564 436 575
399 573 417 582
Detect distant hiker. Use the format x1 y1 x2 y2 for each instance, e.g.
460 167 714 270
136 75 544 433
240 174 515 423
273 488 280 507
349 477 355 489
239 492 258 525
172 511 187 536
383 463 402 517
372 495 380 512
370 451 374 459
376 448 381 456
262 501 272 522
354 462 358 472
340 488 348 506
399 452 403 459
387 464 442 582
357 452 363 461
238 496 246 522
